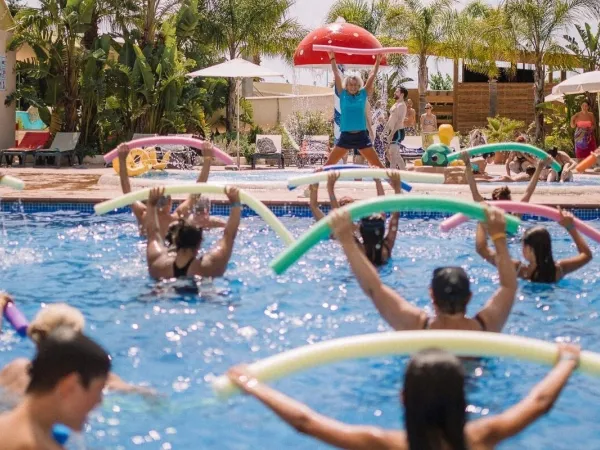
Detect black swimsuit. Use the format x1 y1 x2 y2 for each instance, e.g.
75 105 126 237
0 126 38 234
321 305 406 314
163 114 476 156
173 257 195 278
422 314 487 331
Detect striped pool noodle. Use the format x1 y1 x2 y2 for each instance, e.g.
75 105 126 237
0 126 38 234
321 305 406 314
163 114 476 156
333 65 345 145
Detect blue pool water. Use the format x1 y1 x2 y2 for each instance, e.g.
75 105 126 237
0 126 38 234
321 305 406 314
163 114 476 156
140 169 600 186
1 210 600 449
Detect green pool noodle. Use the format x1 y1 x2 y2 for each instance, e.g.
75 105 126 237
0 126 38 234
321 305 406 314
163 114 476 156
270 195 521 274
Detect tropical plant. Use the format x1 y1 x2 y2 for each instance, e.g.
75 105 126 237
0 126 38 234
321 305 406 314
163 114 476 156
503 0 600 144
285 110 333 147
325 0 392 35
564 23 600 72
485 116 526 143
429 72 452 90
195 0 306 132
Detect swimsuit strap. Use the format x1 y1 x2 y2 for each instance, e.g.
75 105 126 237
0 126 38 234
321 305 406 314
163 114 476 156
173 256 196 278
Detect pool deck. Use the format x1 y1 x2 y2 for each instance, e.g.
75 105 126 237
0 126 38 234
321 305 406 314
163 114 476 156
1 165 600 208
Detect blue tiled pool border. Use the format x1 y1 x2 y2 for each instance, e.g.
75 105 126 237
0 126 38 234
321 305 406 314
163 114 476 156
2 200 600 221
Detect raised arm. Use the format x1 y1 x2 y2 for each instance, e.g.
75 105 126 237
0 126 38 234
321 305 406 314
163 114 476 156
475 208 518 332
145 187 169 276
556 208 593 276
107 373 157 397
197 186 241 277
227 366 397 450
520 157 548 203
309 184 325 221
374 178 385 196
505 152 513 176
365 55 382 94
461 151 484 202
473 344 579 447
327 172 341 209
0 293 13 333
331 210 426 330
117 144 146 224
475 222 496 265
328 51 343 95
175 143 213 217
384 172 402 252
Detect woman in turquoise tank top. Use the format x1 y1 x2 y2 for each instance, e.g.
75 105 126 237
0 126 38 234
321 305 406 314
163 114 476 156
324 51 385 168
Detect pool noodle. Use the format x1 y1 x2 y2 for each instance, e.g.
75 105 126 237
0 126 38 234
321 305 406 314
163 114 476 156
288 169 442 191
313 44 409 55
446 143 561 172
52 424 70 445
322 165 413 192
212 330 600 398
3 303 29 337
440 201 600 243
0 175 25 190
93 184 294 245
103 137 233 165
576 153 597 173
270 195 521 274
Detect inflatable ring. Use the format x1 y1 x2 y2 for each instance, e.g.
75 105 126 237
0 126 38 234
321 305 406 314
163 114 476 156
576 153 597 173
112 148 151 177
146 147 171 170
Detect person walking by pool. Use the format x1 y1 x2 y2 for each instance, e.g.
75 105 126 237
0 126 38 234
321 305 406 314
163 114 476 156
571 101 597 160
323 52 385 168
0 295 153 398
404 98 417 135
146 186 241 279
116 142 225 238
546 147 577 182
330 206 517 331
0 326 110 450
420 103 437 149
309 172 401 267
227 344 580 450
476 208 593 283
383 87 408 170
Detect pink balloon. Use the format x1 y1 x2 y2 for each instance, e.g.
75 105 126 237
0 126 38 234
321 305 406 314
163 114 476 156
440 201 600 244
104 137 233 165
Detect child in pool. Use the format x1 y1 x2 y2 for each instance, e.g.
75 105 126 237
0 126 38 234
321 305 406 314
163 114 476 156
330 207 518 332
476 208 593 283
228 344 580 450
146 186 241 279
0 326 110 450
116 142 226 238
309 172 402 266
0 294 153 397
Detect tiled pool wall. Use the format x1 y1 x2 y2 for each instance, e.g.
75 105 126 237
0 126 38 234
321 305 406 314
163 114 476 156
2 200 600 221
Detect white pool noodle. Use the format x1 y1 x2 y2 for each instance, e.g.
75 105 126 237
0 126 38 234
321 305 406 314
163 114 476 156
94 184 294 245
0 175 25 190
212 330 600 398
287 169 444 189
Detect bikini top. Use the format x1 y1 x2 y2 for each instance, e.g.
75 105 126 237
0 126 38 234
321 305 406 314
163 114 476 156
577 120 593 128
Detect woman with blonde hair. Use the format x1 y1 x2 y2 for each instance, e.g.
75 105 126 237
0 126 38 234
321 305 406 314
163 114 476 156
420 103 437 149
0 294 152 399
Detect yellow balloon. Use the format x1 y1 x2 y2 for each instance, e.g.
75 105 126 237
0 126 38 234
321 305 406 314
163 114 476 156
438 124 454 146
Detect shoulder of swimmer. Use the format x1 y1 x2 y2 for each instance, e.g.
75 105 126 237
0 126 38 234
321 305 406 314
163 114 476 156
0 358 30 392
0 409 46 450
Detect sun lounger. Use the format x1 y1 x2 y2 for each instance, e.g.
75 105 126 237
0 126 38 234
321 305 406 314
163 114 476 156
34 132 80 167
1 132 51 166
252 135 284 169
297 135 330 168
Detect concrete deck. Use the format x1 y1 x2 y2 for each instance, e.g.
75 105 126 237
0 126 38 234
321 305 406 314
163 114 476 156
1 164 600 208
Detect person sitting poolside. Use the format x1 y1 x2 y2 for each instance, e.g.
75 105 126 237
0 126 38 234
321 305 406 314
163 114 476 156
322 52 384 168
310 172 402 266
546 147 576 182
227 344 580 450
0 326 110 450
476 208 593 283
329 207 517 332
116 142 226 238
146 186 241 279
0 295 153 398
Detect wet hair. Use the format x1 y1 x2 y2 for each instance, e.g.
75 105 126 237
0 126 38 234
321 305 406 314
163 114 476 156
522 226 556 282
525 166 536 177
404 349 468 450
492 186 512 200
27 326 111 394
548 147 558 158
27 304 85 345
359 214 386 266
169 218 203 251
342 74 364 91
430 267 471 314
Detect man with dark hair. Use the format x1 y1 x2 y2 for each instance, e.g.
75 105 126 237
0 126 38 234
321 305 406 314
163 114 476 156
0 326 110 449
383 86 409 169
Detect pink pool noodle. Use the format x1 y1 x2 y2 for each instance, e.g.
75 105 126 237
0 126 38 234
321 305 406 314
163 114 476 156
440 201 600 243
313 44 409 55
4 303 29 337
103 137 234 165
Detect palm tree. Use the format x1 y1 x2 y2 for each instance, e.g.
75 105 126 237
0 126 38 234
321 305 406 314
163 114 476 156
503 0 600 143
195 0 306 132
386 0 453 116
564 23 600 72
325 0 392 35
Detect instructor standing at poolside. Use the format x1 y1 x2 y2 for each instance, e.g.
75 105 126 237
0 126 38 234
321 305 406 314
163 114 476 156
323 51 385 168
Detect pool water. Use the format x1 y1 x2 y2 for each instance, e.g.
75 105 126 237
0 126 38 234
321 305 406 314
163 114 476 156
1 210 600 449
140 169 600 187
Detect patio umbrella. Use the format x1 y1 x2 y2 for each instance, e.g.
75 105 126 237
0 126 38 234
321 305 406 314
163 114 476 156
188 59 284 167
552 71 600 127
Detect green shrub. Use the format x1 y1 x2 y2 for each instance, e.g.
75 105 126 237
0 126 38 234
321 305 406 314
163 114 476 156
485 116 526 143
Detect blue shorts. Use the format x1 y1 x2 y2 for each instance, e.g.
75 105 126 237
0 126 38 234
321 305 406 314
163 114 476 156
337 131 372 150
392 129 405 144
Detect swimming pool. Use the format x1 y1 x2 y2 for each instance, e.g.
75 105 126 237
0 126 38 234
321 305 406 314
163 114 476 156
1 209 600 449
